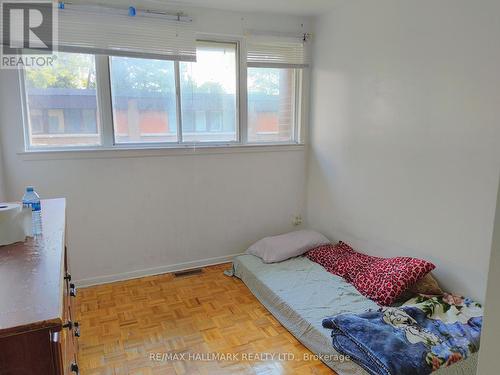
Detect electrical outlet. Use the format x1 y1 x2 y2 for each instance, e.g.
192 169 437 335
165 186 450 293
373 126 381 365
293 215 303 226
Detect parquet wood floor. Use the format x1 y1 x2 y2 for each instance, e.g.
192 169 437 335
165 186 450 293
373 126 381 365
76 263 335 375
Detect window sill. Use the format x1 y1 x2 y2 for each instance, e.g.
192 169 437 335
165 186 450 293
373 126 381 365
17 143 306 160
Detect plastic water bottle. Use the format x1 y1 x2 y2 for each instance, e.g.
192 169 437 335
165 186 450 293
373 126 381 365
22 186 42 235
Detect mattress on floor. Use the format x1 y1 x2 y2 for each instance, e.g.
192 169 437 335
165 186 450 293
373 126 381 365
231 254 478 375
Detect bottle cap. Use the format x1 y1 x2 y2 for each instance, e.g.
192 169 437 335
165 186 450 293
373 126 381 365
26 186 34 192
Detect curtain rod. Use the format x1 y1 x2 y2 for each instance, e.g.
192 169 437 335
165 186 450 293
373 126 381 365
244 29 311 42
57 2 193 22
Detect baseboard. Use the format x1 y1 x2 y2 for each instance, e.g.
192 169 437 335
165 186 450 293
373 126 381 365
75 253 243 288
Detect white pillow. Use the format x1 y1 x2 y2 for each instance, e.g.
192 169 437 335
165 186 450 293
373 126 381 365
246 230 330 263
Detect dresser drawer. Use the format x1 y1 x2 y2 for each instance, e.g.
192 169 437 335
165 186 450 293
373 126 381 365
0 329 56 374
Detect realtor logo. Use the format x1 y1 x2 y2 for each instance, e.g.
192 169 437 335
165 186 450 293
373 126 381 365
1 0 57 68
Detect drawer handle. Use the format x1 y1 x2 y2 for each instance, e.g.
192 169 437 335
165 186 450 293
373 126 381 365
70 362 79 374
70 283 77 297
51 331 60 343
74 322 81 338
63 321 81 335
64 272 72 281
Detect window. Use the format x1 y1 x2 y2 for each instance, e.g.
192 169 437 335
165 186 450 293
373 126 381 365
110 57 178 144
245 35 307 144
24 52 100 147
247 67 297 143
22 38 306 151
180 41 237 143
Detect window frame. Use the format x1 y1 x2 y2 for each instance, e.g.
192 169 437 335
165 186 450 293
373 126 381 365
106 55 180 146
19 53 103 150
246 66 302 145
177 38 241 145
19 36 305 152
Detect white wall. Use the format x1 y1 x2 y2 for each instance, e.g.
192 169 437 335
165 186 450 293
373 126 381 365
0 133 6 202
0 4 310 285
306 0 500 301
477 177 500 374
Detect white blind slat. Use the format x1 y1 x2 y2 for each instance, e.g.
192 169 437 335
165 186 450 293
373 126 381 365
58 7 196 61
247 35 308 68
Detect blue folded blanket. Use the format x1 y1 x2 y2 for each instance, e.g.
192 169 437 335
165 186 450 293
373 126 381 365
322 294 482 375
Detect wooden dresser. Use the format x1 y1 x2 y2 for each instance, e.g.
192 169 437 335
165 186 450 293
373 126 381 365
0 198 80 374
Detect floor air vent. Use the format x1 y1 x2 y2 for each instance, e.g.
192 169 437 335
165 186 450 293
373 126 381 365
174 268 203 277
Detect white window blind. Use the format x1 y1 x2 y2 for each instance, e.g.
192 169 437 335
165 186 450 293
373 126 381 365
57 6 196 61
246 35 309 68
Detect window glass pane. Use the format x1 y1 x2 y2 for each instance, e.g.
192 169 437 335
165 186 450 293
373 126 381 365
110 57 178 144
247 67 296 143
24 52 100 147
180 41 237 143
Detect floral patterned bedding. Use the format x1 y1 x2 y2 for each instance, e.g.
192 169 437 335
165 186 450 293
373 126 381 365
322 294 482 375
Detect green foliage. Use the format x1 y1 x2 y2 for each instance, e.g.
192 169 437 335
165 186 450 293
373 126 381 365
248 67 280 95
26 53 96 89
197 81 224 94
25 52 231 96
110 57 176 95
